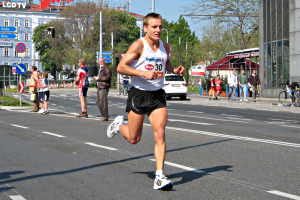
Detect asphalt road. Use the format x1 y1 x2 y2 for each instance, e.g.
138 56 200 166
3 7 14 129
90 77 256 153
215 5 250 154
0 89 299 200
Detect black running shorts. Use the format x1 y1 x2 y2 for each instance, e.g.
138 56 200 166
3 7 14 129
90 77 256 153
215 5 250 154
126 87 167 115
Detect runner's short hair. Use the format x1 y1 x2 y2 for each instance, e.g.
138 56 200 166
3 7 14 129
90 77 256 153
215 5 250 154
143 12 162 27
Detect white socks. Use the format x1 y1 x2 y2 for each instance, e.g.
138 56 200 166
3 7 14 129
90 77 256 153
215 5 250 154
155 170 163 177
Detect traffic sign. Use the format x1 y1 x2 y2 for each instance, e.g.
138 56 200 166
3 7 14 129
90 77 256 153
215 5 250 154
104 59 112 64
16 64 27 75
0 26 17 32
102 55 112 59
96 51 113 55
15 42 26 53
0 34 16 39
102 51 112 55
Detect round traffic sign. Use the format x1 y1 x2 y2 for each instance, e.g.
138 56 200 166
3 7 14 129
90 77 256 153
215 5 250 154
16 42 26 53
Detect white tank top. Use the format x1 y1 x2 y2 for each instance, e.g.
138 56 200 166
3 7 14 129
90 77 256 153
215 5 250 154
130 38 168 91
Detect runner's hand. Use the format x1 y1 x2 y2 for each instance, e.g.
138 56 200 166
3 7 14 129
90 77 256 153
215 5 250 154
143 71 158 80
174 65 185 76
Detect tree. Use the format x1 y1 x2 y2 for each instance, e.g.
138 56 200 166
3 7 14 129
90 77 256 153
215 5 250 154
32 22 72 79
188 0 259 49
164 17 201 82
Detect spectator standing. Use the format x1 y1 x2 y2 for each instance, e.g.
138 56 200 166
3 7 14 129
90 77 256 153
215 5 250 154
38 72 50 114
29 66 39 112
93 60 112 121
208 77 216 100
239 69 248 101
248 70 260 101
75 58 89 117
214 75 222 99
227 70 238 100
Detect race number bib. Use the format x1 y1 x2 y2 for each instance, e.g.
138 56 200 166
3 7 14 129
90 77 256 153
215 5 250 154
144 57 164 78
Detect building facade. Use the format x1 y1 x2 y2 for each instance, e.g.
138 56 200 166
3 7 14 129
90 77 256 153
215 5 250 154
0 9 61 71
260 0 300 97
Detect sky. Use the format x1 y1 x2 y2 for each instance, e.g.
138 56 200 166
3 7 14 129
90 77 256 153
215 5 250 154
129 0 205 38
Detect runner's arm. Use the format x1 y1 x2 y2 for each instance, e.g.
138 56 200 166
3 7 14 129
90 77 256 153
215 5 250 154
164 43 185 76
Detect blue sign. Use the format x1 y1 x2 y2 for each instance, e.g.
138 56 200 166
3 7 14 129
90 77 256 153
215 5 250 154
102 51 112 55
0 34 16 39
16 64 27 75
103 55 112 59
104 59 112 64
0 26 17 32
96 51 113 56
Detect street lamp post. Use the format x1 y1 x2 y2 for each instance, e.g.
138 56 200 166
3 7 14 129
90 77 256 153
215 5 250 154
151 0 155 12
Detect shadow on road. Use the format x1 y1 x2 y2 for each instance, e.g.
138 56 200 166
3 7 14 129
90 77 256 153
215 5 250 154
133 165 233 187
0 139 232 188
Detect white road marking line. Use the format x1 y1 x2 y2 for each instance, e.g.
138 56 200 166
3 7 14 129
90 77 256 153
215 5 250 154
281 124 300 129
144 123 300 148
187 111 204 114
223 117 252 121
168 119 213 125
85 142 118 151
41 131 65 138
10 124 28 129
221 114 242 117
267 190 300 200
150 159 206 174
9 195 27 200
169 113 249 124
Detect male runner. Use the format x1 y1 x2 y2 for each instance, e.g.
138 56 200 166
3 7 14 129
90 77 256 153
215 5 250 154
107 12 185 190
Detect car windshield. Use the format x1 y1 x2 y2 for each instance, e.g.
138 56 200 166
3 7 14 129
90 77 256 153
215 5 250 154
165 76 184 81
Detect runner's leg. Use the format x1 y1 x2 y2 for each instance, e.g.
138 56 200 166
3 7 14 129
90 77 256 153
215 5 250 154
148 107 168 171
119 111 144 144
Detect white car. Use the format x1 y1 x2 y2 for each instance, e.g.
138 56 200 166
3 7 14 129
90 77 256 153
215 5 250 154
163 73 188 100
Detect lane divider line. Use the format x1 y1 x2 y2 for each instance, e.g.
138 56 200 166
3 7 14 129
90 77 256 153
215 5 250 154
85 142 118 151
10 124 28 129
144 124 300 148
168 119 214 126
41 131 65 138
267 190 300 200
169 113 249 124
9 195 27 200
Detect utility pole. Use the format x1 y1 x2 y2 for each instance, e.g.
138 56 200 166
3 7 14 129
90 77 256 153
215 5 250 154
99 11 103 62
151 0 155 12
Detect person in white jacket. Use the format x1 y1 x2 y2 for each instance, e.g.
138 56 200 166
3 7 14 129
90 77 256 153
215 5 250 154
227 70 238 100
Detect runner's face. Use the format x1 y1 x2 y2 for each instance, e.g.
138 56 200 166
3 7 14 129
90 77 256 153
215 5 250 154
144 18 162 41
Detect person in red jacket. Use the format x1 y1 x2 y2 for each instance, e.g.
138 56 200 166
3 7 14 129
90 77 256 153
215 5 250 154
215 75 222 100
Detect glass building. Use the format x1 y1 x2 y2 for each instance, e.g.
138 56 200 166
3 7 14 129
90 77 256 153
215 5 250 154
260 0 300 97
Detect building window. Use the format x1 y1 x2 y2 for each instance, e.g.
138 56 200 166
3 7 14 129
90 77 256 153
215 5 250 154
15 19 19 27
4 19 9 27
25 19 30 27
25 33 29 41
4 48 9 57
15 49 19 57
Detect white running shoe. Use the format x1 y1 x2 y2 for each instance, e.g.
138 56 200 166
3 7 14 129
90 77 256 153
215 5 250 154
106 115 124 138
153 174 173 190
38 109 45 113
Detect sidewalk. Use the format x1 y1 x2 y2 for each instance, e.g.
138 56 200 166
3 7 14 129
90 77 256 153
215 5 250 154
173 93 300 114
109 90 300 114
